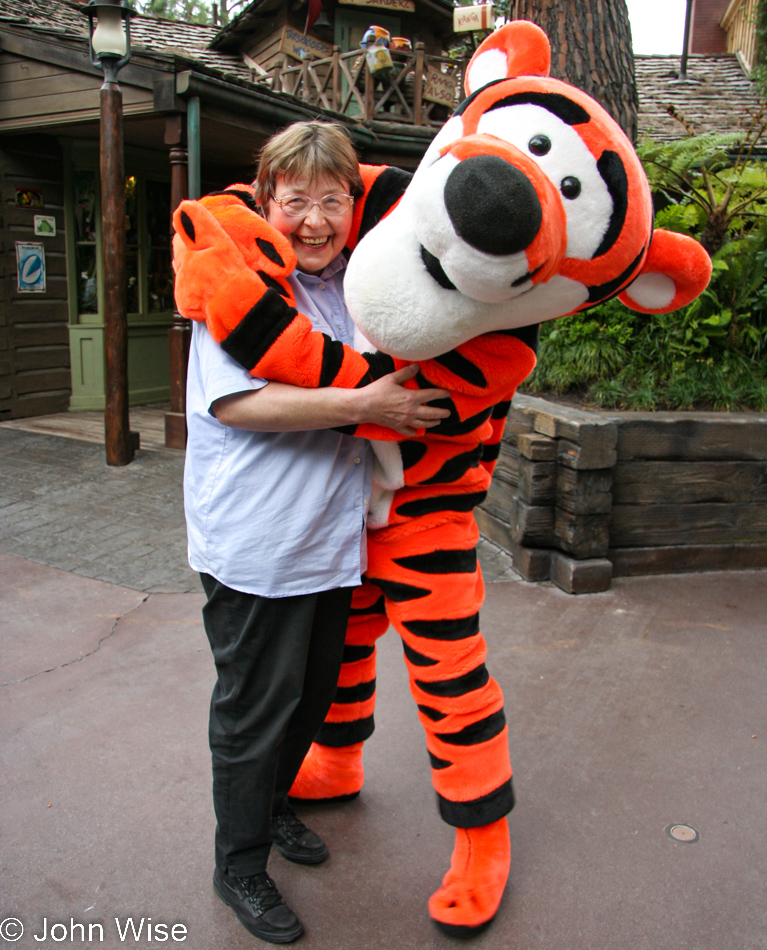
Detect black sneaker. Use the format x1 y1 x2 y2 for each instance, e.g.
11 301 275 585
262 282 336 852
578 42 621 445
213 868 303 944
271 807 329 865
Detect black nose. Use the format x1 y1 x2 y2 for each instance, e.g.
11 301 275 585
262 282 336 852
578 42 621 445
444 155 542 256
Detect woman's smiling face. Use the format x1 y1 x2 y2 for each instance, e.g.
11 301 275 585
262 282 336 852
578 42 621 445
265 173 354 275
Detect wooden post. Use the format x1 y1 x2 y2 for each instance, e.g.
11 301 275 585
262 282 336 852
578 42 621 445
332 46 341 112
364 60 374 121
413 42 425 126
165 114 191 450
100 78 135 465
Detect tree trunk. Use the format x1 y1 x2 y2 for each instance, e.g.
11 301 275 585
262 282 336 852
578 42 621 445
510 0 638 141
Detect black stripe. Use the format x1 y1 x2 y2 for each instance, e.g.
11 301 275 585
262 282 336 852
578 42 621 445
432 405 493 437
319 334 345 387
256 270 290 298
481 441 501 462
316 715 375 747
256 237 285 267
433 350 487 388
395 491 487 518
400 441 428 470
208 188 259 211
594 150 628 258
334 423 359 435
394 548 477 575
349 594 386 616
366 577 431 602
342 644 376 663
429 752 452 770
418 704 447 721
491 399 512 420
487 91 591 126
402 641 438 667
334 680 376 704
180 210 195 241
362 350 396 380
220 289 295 371
452 78 505 116
421 245 457 290
438 779 515 828
494 323 540 354
416 664 489 698
420 445 483 485
587 247 647 304
358 167 412 241
436 708 506 746
403 613 480 641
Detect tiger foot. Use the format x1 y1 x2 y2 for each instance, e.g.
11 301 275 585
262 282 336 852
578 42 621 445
288 742 364 802
428 818 511 937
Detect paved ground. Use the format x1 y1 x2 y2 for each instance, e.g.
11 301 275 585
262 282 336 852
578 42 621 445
1 425 766 950
0 427 519 594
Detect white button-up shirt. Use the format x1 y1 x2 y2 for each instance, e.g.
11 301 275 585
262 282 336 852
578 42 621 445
184 254 372 597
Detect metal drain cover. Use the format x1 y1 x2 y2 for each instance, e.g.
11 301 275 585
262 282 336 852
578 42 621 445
666 823 699 843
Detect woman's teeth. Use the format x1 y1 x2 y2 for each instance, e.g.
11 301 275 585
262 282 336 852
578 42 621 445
299 236 330 247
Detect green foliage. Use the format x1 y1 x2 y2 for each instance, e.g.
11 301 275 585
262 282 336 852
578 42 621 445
137 0 215 24
638 124 767 254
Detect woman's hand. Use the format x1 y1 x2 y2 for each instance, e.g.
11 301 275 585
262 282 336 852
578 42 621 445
357 364 451 436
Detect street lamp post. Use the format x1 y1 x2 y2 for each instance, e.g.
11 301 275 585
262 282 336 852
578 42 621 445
85 0 137 466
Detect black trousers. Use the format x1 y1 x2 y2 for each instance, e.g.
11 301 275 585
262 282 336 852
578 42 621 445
200 574 353 877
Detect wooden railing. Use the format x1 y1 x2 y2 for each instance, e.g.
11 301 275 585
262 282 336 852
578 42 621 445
253 43 465 127
722 0 758 73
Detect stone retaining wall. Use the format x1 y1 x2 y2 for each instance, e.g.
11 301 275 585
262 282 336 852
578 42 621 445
476 394 767 594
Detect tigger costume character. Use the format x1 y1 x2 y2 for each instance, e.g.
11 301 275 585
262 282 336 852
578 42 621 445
173 22 711 936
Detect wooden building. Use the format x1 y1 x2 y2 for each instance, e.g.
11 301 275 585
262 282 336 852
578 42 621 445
0 0 454 422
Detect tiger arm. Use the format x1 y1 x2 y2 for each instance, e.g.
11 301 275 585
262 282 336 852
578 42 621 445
172 195 433 441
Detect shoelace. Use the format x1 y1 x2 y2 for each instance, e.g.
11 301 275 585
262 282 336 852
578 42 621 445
237 872 285 914
273 808 307 842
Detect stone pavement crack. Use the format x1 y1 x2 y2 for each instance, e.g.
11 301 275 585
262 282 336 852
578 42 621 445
0 594 150 687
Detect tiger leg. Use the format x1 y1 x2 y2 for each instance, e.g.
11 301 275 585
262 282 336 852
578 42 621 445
368 513 513 933
289 580 388 802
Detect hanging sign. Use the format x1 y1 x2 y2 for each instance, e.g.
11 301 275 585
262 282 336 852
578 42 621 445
453 3 495 32
279 26 333 60
34 214 57 237
16 242 46 293
15 187 43 209
423 65 457 107
339 0 416 12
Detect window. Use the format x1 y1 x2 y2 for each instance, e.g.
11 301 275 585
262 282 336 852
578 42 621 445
70 168 172 322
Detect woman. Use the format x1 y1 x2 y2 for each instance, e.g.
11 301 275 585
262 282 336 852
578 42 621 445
182 121 448 944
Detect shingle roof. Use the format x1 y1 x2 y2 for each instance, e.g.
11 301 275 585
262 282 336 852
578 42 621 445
0 0 254 84
635 53 765 144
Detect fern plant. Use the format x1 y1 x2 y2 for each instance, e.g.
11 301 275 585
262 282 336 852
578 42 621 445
637 101 767 253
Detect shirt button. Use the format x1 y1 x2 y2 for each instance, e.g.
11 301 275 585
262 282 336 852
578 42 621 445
363 498 369 505
319 283 326 290
354 457 361 464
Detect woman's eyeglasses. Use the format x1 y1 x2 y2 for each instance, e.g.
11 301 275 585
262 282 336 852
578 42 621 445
273 193 354 217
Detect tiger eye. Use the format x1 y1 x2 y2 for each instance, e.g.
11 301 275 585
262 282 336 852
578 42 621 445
528 135 551 156
560 176 582 199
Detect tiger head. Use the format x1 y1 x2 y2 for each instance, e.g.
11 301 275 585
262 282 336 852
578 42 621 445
344 21 712 361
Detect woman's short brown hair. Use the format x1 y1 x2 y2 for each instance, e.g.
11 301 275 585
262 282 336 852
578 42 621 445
253 121 364 207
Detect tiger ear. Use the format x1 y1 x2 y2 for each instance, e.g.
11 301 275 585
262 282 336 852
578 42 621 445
618 229 712 314
465 21 551 96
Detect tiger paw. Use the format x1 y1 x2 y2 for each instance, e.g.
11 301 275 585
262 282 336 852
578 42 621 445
289 742 364 802
172 193 296 343
428 818 510 936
